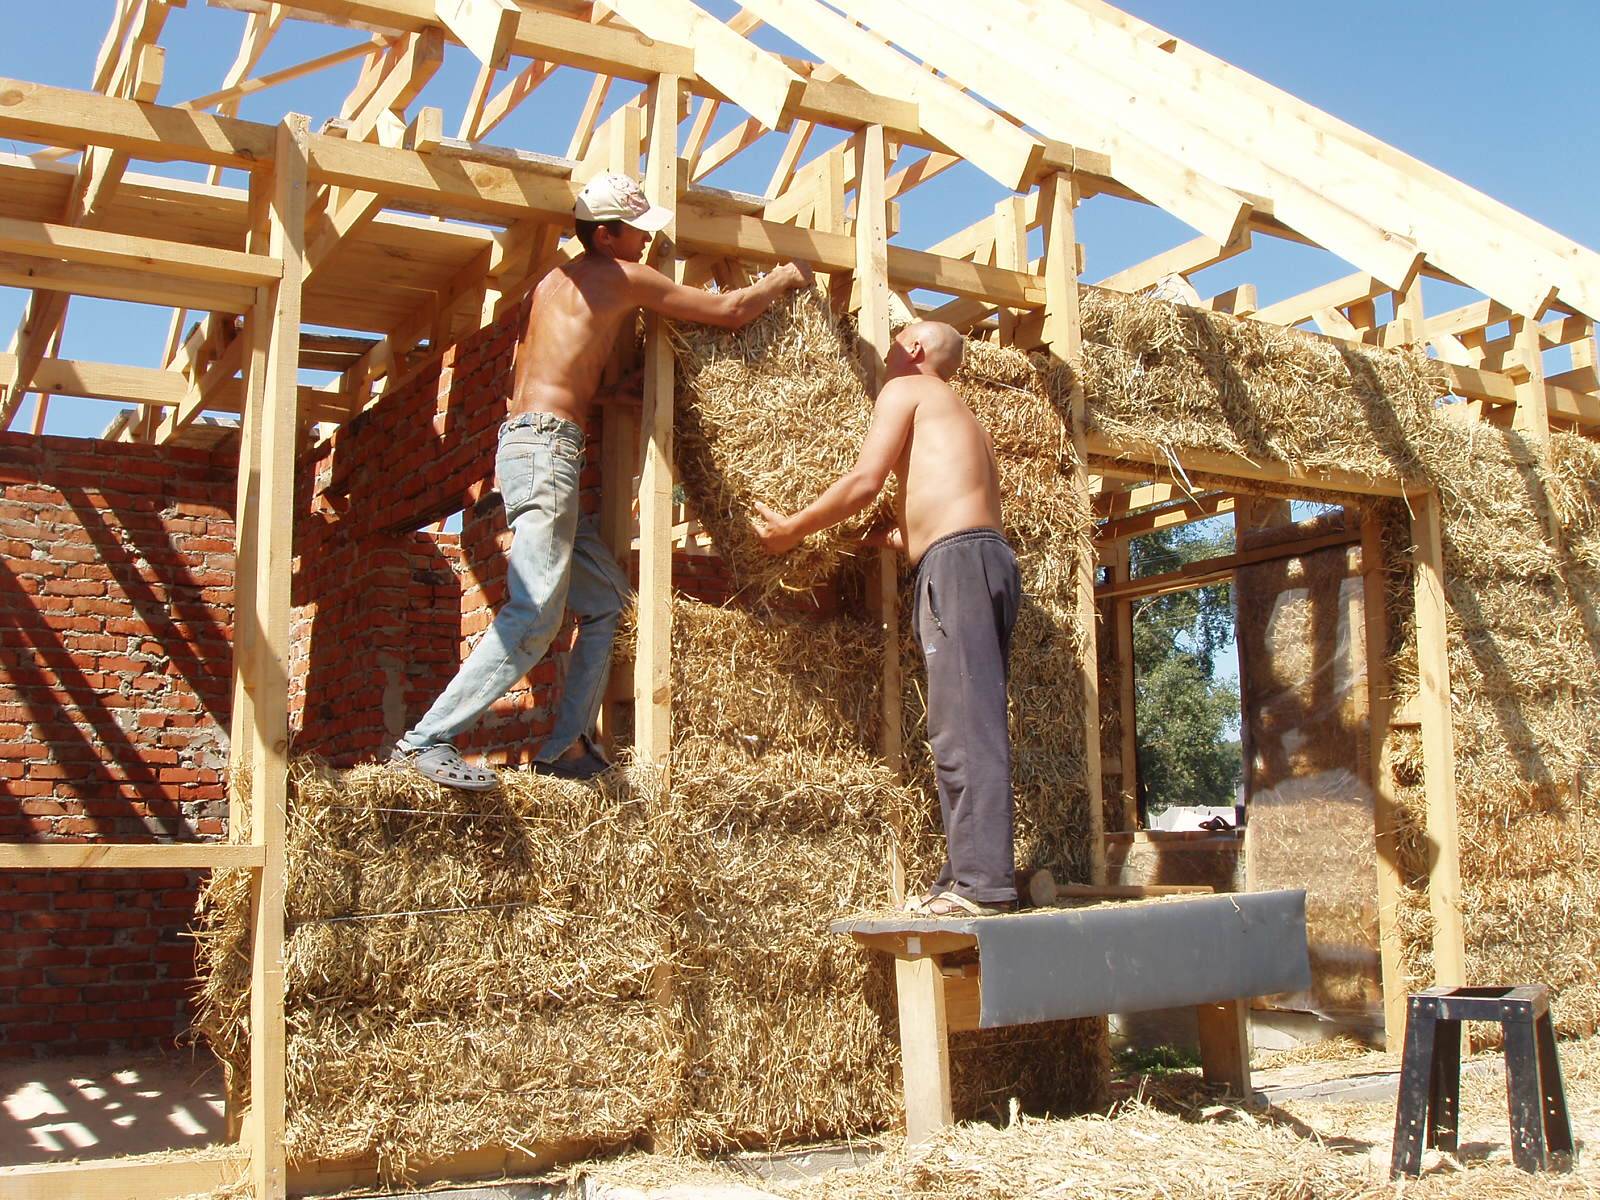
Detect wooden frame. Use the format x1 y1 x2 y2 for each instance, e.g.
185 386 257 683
0 0 1591 1192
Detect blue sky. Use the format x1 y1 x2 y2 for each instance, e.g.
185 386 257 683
0 1 1596 438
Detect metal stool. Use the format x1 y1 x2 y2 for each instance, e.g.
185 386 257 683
1391 984 1575 1177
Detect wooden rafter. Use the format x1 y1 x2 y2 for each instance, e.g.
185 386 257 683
1064 0 1600 320
740 0 1041 190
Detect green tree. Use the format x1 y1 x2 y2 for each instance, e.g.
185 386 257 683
1129 520 1242 817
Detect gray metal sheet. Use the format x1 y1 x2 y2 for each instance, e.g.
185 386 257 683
834 890 1310 1028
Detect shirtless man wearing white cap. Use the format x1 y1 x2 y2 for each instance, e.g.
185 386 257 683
392 172 812 789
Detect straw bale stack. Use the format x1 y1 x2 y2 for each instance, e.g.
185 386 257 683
194 763 678 1182
669 287 878 598
1078 288 1600 1036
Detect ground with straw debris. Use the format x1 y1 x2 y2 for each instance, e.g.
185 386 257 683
580 1034 1600 1200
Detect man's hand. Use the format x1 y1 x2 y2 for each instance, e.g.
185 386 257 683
752 501 804 555
783 260 815 289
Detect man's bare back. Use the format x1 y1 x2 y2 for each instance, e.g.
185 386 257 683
510 221 812 427
753 320 1002 562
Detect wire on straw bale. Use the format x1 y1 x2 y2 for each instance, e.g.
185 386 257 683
669 286 879 599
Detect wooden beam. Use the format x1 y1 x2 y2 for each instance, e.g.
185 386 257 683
833 0 1248 244
1511 315 1550 442
178 38 380 115
1410 489 1465 989
1359 509 1407 1048
0 842 265 869
0 76 277 168
894 955 954 1142
1097 528 1359 603
690 115 766 182
473 57 557 141
240 0 696 81
0 216 280 285
0 1151 250 1200
1093 231 1251 294
1110 541 1138 831
1253 272 1387 328
241 114 309 1200
607 0 801 131
1098 492 1236 542
1040 2 1553 316
634 73 680 765
742 0 1043 190
0 254 254 313
434 0 519 70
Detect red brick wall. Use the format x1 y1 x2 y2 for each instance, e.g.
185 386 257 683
0 433 237 1059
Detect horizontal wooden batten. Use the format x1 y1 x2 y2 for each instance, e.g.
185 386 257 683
0 842 266 870
0 254 254 313
1085 434 1411 500
0 1151 250 1200
0 216 280 286
1096 528 1360 602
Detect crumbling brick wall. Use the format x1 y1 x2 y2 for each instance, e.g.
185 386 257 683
0 433 236 1058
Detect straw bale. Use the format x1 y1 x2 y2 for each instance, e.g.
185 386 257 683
669 286 876 598
661 737 928 1150
667 599 881 760
1079 287 1446 484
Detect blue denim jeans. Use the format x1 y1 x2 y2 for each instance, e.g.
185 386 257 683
398 412 631 761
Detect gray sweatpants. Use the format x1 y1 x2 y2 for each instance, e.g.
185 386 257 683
913 528 1022 904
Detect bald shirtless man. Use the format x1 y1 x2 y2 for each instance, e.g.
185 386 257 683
392 173 813 790
753 321 1021 915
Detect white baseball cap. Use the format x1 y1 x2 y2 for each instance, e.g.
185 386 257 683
574 172 673 233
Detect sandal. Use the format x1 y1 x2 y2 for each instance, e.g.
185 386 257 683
921 890 1018 918
389 743 500 792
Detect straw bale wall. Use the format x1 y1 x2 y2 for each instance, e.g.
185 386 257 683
194 290 1107 1180
1081 289 1600 1035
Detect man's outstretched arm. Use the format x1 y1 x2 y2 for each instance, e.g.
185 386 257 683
625 260 813 329
753 383 917 555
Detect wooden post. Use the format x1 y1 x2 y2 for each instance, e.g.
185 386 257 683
1111 539 1138 830
1511 315 1549 442
633 74 679 765
597 101 645 751
894 954 954 1141
1411 490 1465 987
993 194 1026 345
853 124 903 900
243 114 307 1200
1041 172 1106 885
1361 509 1408 1047
1196 998 1252 1097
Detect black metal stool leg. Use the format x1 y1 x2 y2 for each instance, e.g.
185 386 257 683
1504 1009 1549 1171
1428 1016 1462 1153
1392 997 1438 1178
1534 1012 1575 1163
